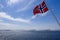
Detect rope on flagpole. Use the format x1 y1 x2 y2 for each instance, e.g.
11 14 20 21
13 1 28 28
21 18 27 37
44 0 60 26
50 10 60 26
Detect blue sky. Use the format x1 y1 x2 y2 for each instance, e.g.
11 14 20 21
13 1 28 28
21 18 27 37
0 0 60 30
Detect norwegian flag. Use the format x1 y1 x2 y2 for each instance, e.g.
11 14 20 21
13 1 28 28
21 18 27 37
33 1 48 15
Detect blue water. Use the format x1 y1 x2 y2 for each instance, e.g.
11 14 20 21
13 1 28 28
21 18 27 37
0 30 60 40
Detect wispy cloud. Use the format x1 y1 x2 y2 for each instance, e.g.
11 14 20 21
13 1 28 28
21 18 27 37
0 22 18 27
31 15 37 19
0 12 30 23
0 22 21 30
7 0 24 6
17 0 35 12
6 0 35 12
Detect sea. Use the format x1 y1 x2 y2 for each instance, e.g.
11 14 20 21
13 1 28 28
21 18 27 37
0 30 60 40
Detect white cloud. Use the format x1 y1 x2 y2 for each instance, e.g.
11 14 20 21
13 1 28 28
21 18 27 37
0 22 18 27
0 12 30 23
31 15 37 19
7 0 24 6
0 22 21 30
7 0 35 12
17 0 35 12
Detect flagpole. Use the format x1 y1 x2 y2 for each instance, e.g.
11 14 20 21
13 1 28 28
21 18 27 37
44 0 60 26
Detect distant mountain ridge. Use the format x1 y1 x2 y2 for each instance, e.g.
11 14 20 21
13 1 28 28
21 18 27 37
0 30 60 32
